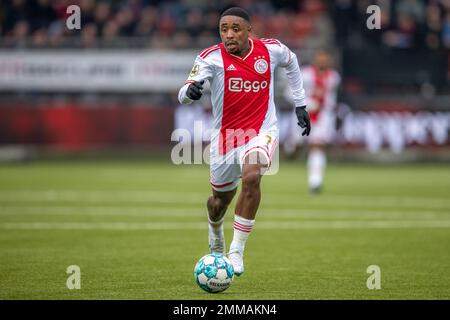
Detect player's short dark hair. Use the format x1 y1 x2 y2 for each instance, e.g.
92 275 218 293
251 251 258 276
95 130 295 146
220 7 250 23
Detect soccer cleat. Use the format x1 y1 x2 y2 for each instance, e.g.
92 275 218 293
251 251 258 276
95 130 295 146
227 250 244 276
209 234 226 255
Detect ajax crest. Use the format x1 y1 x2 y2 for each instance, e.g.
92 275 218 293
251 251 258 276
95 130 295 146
254 59 268 74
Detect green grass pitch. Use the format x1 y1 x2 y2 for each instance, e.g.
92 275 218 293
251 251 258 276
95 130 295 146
0 160 449 299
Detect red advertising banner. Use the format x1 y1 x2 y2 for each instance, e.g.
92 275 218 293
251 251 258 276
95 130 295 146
0 103 174 150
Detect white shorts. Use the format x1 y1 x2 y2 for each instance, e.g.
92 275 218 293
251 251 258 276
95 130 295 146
209 130 279 192
284 110 336 147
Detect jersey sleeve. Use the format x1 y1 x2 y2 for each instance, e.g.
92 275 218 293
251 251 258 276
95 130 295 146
262 38 291 67
265 39 306 108
178 55 214 104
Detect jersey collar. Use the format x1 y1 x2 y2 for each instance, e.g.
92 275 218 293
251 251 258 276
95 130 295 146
228 38 254 61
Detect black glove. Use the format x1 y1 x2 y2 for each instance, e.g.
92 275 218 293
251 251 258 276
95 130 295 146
295 106 311 136
186 80 204 100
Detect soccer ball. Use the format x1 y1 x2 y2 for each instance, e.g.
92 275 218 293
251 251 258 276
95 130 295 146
194 253 234 293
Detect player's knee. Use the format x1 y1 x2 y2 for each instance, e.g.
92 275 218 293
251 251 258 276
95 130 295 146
241 169 261 191
208 194 231 211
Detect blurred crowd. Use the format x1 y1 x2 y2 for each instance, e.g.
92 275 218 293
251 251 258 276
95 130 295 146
0 0 329 48
1 0 449 50
333 0 450 51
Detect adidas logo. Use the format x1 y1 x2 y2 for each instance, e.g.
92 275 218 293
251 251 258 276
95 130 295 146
227 64 237 71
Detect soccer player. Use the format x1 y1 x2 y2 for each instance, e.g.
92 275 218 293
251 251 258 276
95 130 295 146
178 7 310 275
283 49 341 194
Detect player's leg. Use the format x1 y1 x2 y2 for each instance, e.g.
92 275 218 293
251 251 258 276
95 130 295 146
209 146 241 254
307 144 326 194
306 113 334 194
234 160 265 221
207 187 237 254
228 151 268 275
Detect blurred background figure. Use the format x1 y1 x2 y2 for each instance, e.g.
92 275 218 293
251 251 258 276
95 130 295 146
283 49 340 194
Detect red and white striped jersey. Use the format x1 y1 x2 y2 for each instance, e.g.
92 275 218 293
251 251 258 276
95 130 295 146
179 38 306 155
299 65 341 123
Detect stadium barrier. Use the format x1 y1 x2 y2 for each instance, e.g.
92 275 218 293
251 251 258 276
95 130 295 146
0 50 197 92
1 102 448 154
0 102 173 149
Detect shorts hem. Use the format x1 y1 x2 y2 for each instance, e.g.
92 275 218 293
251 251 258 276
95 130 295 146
210 180 240 192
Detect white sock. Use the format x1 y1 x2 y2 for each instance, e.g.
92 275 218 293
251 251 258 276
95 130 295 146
208 216 224 238
307 149 326 189
229 215 255 255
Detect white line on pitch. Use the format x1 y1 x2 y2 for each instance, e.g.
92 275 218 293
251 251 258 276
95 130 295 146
1 220 450 230
0 206 449 220
1 190 450 209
